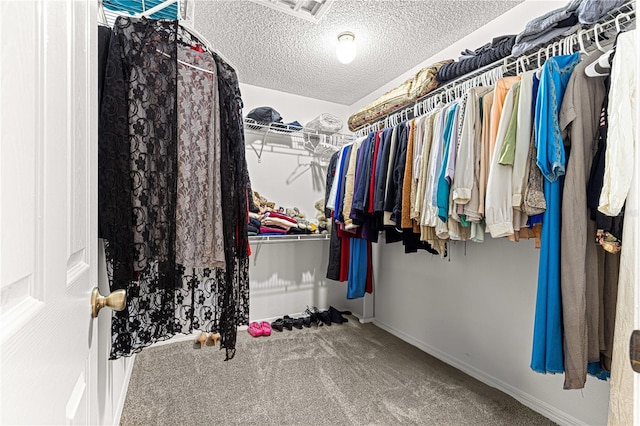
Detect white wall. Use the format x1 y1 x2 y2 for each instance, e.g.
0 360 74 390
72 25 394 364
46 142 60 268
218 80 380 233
240 83 363 321
372 239 610 425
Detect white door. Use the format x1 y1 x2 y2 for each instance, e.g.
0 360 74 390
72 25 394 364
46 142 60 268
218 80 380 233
0 0 99 424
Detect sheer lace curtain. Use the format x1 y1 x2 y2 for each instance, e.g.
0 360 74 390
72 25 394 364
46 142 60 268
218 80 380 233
98 16 249 361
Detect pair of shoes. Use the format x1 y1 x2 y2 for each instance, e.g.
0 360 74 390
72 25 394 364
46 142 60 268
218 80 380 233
328 306 348 324
248 321 272 337
193 331 220 348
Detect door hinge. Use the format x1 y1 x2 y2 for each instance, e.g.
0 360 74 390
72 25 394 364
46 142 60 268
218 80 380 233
631 330 640 373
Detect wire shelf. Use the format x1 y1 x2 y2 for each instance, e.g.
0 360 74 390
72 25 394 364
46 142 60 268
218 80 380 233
244 118 353 161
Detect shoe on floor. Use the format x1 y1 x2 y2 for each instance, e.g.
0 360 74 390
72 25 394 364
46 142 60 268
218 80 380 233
282 315 294 331
261 321 272 336
248 322 263 337
271 318 284 332
328 306 348 324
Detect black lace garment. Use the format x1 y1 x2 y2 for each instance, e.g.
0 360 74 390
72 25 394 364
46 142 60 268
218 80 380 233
99 17 249 360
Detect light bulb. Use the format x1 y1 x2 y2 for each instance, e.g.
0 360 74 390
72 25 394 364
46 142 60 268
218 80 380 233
336 31 356 64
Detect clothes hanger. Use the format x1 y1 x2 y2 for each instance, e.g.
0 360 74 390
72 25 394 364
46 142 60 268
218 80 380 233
614 13 631 33
577 30 589 56
584 27 615 77
593 24 608 53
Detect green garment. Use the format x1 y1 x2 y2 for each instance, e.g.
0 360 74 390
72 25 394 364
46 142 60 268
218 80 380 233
498 82 521 166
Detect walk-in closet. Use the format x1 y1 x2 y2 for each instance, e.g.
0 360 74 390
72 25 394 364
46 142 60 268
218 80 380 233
1 0 639 425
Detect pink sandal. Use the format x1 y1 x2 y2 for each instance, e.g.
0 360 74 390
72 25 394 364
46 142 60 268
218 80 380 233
260 321 272 336
248 321 263 337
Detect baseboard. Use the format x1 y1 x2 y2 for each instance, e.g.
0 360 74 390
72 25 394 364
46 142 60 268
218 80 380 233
113 354 136 426
372 319 588 426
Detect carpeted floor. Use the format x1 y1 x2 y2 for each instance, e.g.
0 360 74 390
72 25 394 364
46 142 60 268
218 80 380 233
120 318 556 425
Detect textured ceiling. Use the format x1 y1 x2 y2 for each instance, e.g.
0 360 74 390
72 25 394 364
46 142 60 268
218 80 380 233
194 0 523 105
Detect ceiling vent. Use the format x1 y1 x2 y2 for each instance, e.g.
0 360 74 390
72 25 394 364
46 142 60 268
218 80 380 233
247 0 335 23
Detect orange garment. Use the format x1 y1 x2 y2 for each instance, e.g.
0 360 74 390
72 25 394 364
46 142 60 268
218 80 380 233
489 76 521 157
401 119 416 229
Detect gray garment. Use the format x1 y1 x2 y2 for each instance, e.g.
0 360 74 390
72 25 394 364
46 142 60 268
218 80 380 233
578 0 627 24
558 51 619 389
176 46 225 270
515 0 582 43
512 24 582 57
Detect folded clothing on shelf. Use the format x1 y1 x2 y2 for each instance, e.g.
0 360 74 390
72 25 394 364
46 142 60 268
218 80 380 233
577 0 627 24
305 113 343 134
347 59 452 132
511 0 581 57
260 226 287 235
246 106 282 125
436 35 516 83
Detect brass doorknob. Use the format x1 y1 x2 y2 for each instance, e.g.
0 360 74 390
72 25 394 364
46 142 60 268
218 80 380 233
91 287 126 318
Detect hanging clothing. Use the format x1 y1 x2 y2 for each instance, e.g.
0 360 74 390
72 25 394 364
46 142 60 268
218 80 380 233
347 237 368 299
478 90 495 218
176 46 225 270
343 136 366 229
99 17 179 360
607 29 637 426
452 87 490 215
436 104 459 222
98 17 249 360
531 52 580 375
325 151 342 282
558 51 620 389
489 76 521 156
414 113 436 222
485 83 519 238
511 71 535 210
326 144 348 213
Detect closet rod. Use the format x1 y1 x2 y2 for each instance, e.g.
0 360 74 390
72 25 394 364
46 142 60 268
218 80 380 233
354 0 636 137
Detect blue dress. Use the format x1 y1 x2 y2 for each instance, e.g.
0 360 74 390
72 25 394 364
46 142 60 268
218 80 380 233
531 52 580 374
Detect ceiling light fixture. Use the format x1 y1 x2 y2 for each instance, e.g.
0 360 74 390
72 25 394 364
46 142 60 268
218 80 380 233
336 31 356 64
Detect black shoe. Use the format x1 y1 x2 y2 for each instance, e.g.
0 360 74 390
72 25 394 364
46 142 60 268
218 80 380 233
328 306 348 324
271 319 284 332
292 317 304 329
282 315 294 330
312 306 332 326
305 306 322 327
301 316 312 328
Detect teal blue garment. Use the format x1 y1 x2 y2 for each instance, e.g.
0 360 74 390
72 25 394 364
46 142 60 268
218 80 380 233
104 0 179 19
436 104 459 222
530 52 580 375
347 238 367 299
